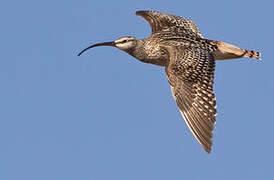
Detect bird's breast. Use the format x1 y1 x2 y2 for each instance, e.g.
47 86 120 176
130 42 168 67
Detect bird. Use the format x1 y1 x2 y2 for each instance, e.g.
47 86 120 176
78 10 261 153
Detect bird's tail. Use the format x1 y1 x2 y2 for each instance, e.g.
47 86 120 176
242 49 262 60
210 40 262 60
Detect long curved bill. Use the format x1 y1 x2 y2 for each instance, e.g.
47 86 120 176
77 41 115 56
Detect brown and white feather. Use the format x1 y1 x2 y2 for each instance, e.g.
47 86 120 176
136 11 203 38
136 11 218 152
165 46 216 153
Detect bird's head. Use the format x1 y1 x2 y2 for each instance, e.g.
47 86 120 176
114 36 138 51
78 36 137 56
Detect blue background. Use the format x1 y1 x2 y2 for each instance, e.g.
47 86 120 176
1 0 273 179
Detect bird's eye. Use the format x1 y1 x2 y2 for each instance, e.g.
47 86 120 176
121 40 128 43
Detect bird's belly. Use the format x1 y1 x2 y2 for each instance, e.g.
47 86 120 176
139 58 167 67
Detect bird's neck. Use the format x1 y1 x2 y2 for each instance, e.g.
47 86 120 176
126 40 168 67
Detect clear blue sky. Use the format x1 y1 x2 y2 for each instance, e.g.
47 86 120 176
1 0 273 179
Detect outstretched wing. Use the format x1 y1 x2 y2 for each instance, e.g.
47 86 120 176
136 10 203 38
165 46 216 153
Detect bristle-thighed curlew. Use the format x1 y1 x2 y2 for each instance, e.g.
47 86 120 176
78 10 261 153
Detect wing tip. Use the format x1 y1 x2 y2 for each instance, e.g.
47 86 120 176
135 10 143 14
135 10 160 16
205 146 212 154
201 140 213 154
135 10 147 16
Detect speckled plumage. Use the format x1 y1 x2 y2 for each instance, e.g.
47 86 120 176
78 10 261 153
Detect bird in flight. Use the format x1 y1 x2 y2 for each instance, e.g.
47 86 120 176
78 10 261 153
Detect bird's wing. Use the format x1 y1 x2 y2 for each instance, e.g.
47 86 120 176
136 10 203 38
165 46 216 153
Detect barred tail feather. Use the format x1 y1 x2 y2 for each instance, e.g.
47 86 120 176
210 40 262 60
243 49 262 60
